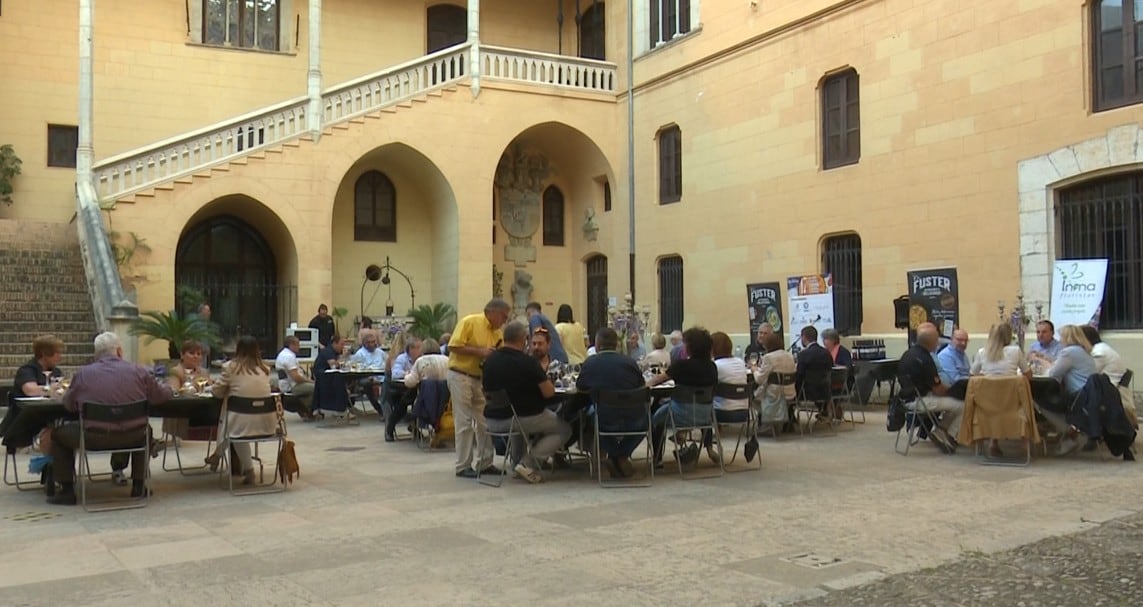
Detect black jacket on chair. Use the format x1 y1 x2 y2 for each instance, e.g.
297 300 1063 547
1067 373 1136 457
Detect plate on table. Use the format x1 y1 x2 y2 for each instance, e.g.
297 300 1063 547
13 396 48 402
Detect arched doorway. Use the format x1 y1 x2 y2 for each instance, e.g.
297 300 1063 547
579 1 605 60
176 215 284 356
427 4 467 53
585 254 608 343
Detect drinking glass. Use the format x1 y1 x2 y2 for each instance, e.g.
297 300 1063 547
194 376 210 394
60 377 71 392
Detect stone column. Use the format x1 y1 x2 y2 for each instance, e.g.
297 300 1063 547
307 0 323 139
77 0 95 200
467 0 480 97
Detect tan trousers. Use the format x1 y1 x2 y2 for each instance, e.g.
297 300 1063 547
448 371 491 473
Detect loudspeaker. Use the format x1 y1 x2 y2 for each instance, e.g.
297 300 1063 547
893 295 910 329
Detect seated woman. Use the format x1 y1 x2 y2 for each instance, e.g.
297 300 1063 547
968 323 1029 458
167 340 210 394
971 323 1030 378
648 327 718 466
1082 325 1136 428
1044 325 1097 455
392 338 449 442
208 336 280 484
753 332 797 432
643 333 672 369
708 332 750 463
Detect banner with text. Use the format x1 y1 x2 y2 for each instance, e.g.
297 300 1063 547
786 274 834 352
907 267 960 345
746 282 784 346
1050 259 1108 331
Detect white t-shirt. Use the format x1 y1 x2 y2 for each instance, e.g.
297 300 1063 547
275 348 300 393
714 357 750 411
1092 342 1127 385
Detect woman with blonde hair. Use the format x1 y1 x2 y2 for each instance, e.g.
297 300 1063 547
554 304 589 365
209 336 279 484
970 323 1029 377
1043 325 1098 455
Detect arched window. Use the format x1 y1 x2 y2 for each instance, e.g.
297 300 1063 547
1058 172 1143 328
543 185 565 246
579 1 606 60
354 171 396 242
427 4 467 53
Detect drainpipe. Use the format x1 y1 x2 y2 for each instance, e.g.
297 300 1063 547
468 0 481 97
307 0 323 140
626 0 636 302
77 0 95 199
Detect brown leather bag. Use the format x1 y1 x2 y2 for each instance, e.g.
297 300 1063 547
274 395 300 484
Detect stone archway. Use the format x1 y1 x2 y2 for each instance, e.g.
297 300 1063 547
1017 123 1143 307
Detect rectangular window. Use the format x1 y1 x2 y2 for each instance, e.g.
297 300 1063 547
603 179 612 212
649 0 692 49
1058 173 1143 328
47 125 78 169
822 234 863 336
203 0 281 52
821 69 860 170
658 255 684 333
1093 0 1143 111
542 186 565 246
658 125 682 204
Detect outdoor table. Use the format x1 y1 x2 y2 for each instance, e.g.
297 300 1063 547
854 358 899 404
1029 375 1063 410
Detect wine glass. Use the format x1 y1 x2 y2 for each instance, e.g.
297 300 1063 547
194 375 210 394
746 352 760 368
60 377 71 392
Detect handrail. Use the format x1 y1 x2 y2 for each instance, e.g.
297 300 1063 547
322 44 469 125
75 182 138 333
482 46 617 93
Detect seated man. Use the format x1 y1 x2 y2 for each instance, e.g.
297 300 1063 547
1027 320 1061 373
351 329 388 416
482 321 572 483
49 332 173 505
530 328 556 372
936 328 971 398
275 336 315 419
576 327 649 478
795 326 834 414
898 325 965 453
312 334 350 418
2 334 64 438
390 336 422 380
525 302 568 364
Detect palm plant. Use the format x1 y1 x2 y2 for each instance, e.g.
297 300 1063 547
407 303 457 340
129 310 218 359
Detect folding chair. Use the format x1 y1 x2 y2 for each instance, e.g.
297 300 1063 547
478 390 534 488
591 386 654 488
893 381 948 457
412 380 451 451
962 376 1037 467
220 396 286 495
714 383 760 472
4 446 43 491
664 385 724 479
829 367 861 427
758 372 795 440
77 401 151 512
161 419 217 476
795 370 836 435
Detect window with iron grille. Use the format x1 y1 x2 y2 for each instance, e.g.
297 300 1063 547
658 255 684 333
202 0 281 51
658 125 682 204
649 0 692 49
1092 1 1143 112
586 255 609 342
1058 172 1143 329
821 69 860 169
543 185 565 246
354 171 396 242
47 125 78 168
822 233 863 335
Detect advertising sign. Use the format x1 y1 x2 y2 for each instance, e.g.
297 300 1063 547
746 282 784 346
906 267 959 345
1050 259 1108 331
786 274 834 353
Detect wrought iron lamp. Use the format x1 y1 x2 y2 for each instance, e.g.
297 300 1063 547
997 292 1044 351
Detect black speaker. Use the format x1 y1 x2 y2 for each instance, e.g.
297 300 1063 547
893 295 910 329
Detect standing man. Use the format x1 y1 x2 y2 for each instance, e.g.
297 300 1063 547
49 332 173 504
448 299 510 478
309 304 336 348
189 302 215 364
525 302 568 364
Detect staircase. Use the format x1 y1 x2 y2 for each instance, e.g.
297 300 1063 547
0 220 98 382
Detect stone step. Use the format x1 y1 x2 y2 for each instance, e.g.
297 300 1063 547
0 353 94 367
0 320 95 332
0 331 97 345
0 301 94 314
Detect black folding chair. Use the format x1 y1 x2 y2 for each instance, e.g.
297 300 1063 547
795 370 836 435
591 387 653 488
665 384 723 479
758 371 796 439
221 396 286 495
714 382 760 471
78 401 151 512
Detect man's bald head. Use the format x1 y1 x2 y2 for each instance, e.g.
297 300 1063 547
917 325 940 351
951 328 969 352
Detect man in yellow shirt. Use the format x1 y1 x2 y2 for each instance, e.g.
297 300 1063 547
448 298 510 478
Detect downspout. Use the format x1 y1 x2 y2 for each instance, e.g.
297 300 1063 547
307 0 323 140
626 0 636 302
468 0 481 97
77 0 94 185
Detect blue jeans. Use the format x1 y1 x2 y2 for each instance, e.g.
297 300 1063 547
651 399 715 459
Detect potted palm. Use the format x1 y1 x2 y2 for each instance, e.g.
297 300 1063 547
129 310 217 362
408 303 457 340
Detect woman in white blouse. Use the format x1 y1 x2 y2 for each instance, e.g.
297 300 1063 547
753 332 797 431
971 324 1030 377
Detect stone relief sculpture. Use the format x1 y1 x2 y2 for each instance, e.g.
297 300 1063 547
511 269 533 318
495 145 552 267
